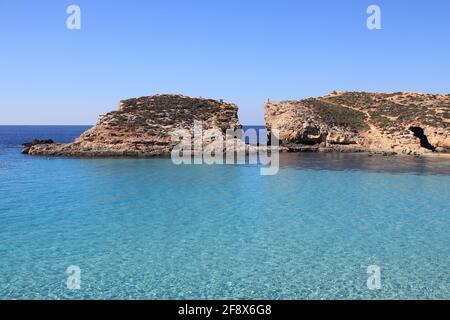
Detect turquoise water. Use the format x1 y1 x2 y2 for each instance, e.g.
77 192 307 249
0 126 449 300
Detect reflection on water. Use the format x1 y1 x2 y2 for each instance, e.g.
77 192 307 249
279 152 450 176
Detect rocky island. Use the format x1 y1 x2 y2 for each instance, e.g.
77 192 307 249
266 91 450 155
24 94 241 157
23 92 450 157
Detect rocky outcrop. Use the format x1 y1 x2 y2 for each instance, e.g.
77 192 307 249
265 92 450 155
24 92 450 157
22 139 54 154
25 95 241 157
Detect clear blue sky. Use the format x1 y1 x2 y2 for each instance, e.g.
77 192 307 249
1 0 449 125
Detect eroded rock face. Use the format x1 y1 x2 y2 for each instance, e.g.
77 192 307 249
26 94 241 157
265 92 450 155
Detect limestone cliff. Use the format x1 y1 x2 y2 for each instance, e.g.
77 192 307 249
265 92 450 155
26 94 241 156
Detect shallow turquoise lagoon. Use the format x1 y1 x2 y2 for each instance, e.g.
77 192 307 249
0 126 449 299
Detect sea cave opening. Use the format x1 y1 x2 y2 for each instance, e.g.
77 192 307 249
409 127 436 151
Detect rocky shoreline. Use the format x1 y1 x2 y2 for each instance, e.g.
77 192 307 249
22 92 450 157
